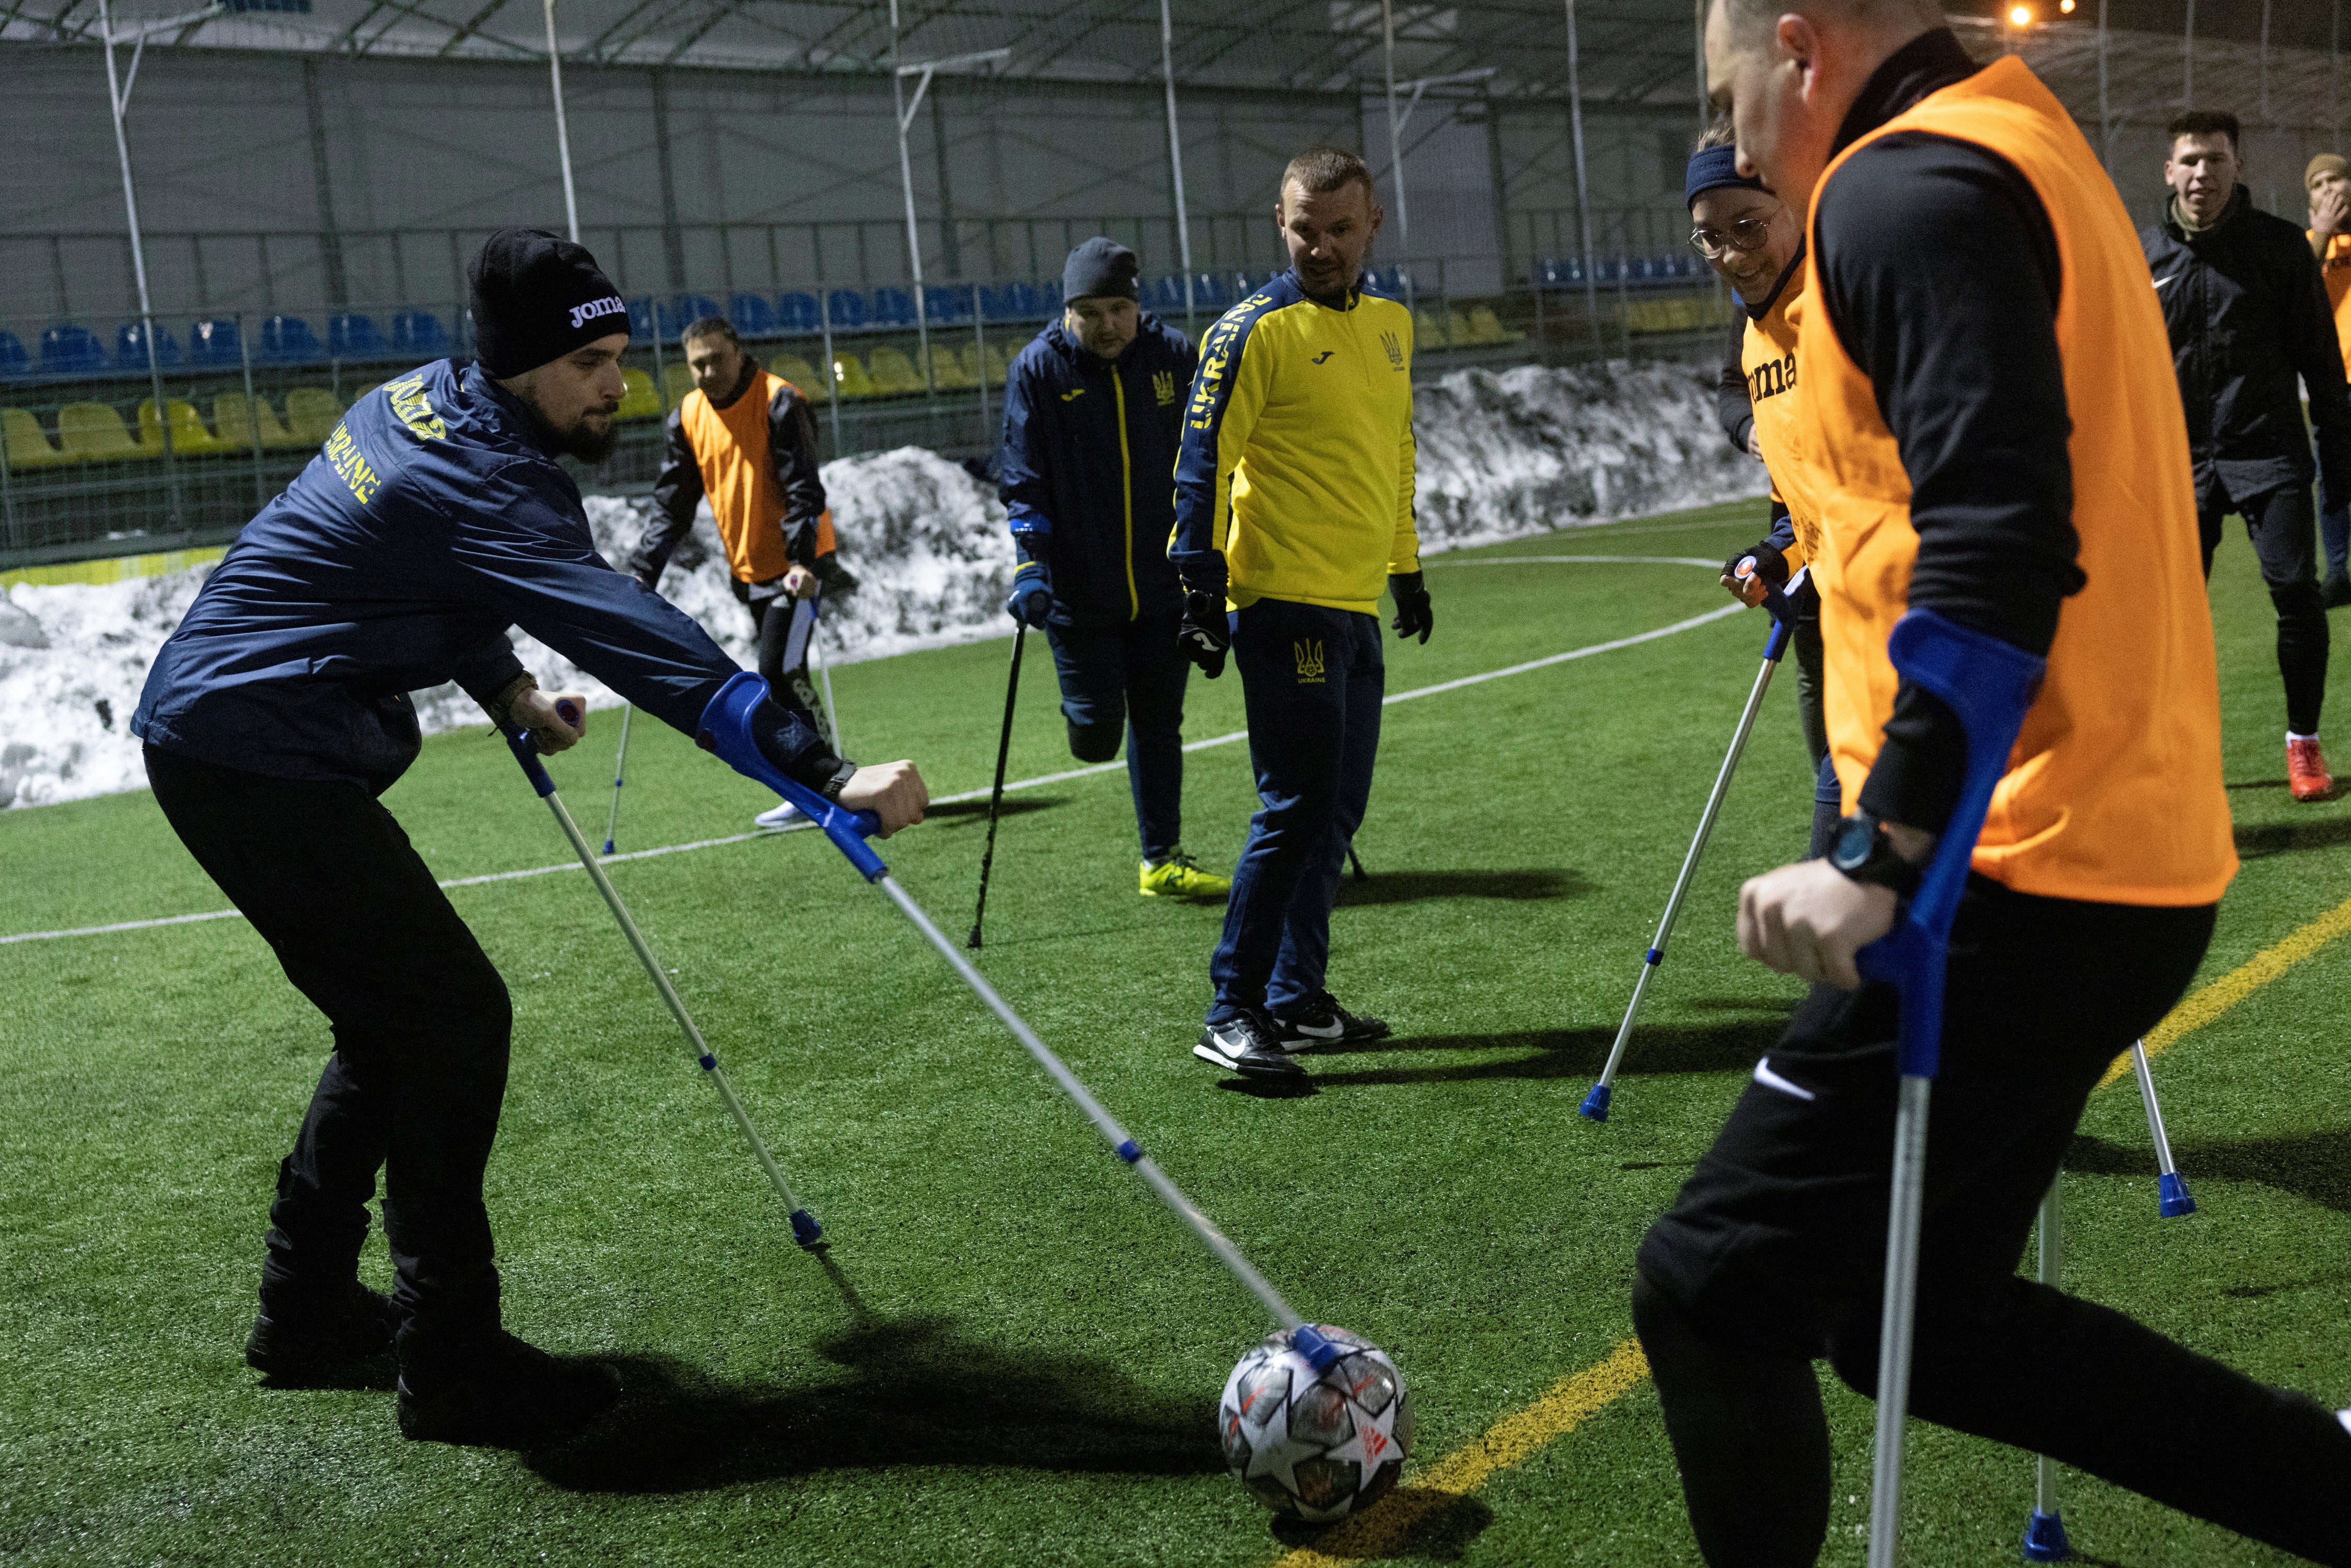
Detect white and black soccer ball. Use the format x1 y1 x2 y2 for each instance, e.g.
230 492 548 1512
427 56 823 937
1218 1325 1411 1522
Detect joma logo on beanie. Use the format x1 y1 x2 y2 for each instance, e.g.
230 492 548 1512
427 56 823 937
567 296 627 331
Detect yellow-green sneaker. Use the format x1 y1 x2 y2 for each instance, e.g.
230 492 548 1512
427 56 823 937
1139 849 1231 899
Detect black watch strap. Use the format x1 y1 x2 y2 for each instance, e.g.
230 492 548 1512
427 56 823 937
1828 812 1924 899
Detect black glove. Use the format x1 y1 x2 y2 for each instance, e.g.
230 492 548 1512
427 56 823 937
1006 571 1053 630
1722 540 1790 589
1178 588 1229 679
1389 571 1433 644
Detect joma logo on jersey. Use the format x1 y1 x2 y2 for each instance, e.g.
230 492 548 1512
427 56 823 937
1294 640 1326 684
566 295 626 330
1748 353 1797 402
1153 370 1177 406
1381 331 1403 368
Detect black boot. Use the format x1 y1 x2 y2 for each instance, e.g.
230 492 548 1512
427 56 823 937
397 1330 621 1447
246 1280 403 1381
2323 573 2351 609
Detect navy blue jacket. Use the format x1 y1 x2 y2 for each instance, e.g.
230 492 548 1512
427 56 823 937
997 315 1195 628
134 359 836 794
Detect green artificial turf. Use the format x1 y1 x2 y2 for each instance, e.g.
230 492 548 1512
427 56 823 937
2 497 2346 1566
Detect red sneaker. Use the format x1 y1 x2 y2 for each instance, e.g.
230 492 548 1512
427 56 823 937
2288 736 2334 802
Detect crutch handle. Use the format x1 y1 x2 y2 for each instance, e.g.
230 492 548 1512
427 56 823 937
1747 566 1805 661
1853 610 2045 1077
504 728 558 796
697 670 888 882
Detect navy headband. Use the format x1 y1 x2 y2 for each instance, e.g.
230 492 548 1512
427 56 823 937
1685 144 1767 210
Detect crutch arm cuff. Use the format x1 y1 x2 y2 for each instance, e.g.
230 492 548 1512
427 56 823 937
698 671 887 879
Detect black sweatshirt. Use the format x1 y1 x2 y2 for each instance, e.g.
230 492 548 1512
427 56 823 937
1814 27 2087 837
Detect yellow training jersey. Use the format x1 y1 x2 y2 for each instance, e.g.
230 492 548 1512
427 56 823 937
1169 272 1419 614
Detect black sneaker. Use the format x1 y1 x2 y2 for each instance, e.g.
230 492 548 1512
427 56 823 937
1193 1013 1307 1079
245 1281 403 1380
2326 573 2351 609
397 1331 622 1447
1270 992 1392 1053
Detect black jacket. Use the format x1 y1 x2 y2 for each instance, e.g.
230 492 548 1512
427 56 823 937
629 358 829 590
2140 190 2351 509
997 315 1196 628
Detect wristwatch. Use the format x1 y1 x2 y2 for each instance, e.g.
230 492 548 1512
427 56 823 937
1828 810 1925 899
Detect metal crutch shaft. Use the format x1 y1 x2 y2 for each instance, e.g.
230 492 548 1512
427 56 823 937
2022 1178 2070 1559
2132 1040 2196 1216
506 726 821 1247
968 624 1027 949
602 701 634 855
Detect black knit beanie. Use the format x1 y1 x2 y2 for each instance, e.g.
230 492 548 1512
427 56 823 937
1063 237 1140 304
468 228 631 378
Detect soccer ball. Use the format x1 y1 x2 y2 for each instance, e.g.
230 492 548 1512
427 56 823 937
1218 1325 1411 1522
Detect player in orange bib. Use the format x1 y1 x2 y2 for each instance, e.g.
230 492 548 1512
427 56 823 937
629 314 856 827
1632 4 2351 1563
2308 151 2351 603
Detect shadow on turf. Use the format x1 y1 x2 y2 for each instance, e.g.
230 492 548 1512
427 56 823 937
2065 1128 2351 1217
2232 817 2351 859
1334 868 1590 907
524 1310 1220 1493
921 795 1064 823
1268 1488 1496 1561
1290 1017 1786 1089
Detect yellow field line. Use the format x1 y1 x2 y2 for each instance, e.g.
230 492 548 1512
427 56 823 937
1281 891 2351 1568
2096 888 2351 1088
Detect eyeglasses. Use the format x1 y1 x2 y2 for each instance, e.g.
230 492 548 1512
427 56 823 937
1688 217 1775 259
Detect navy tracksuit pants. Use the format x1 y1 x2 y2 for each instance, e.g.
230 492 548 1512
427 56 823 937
1208 598 1382 1024
1045 609 1190 861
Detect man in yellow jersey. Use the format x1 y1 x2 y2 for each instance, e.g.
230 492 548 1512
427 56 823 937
2308 152 2351 603
628 315 855 827
1688 125 1841 855
1632 4 2351 1563
998 238 1226 898
1170 147 1429 1083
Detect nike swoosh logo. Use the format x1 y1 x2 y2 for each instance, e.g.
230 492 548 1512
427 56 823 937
1311 351 1335 364
1059 388 1086 401
1753 1058 1818 1101
2153 272 2184 290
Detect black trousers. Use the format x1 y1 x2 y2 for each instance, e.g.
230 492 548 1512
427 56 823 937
146 745 511 1355
2199 481 2330 736
739 580 834 750
1635 876 2351 1566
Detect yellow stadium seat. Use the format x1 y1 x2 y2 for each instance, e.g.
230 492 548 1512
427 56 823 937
347 383 382 408
213 392 305 450
662 363 696 408
137 399 234 456
775 355 829 404
1446 309 1477 346
283 388 344 447
865 346 926 396
984 341 1014 384
830 352 877 399
920 345 973 389
615 368 664 421
1414 308 1450 347
2 409 68 469
1465 307 1522 345
57 403 147 462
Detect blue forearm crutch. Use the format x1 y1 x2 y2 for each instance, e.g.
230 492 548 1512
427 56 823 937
1853 610 2045 1568
697 671 1349 1371
506 718 824 1249
1582 571 1808 1122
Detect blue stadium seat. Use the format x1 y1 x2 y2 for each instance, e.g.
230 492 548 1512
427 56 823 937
826 289 870 330
1192 273 1230 310
328 313 387 360
1147 275 1184 313
1673 253 1704 282
260 315 325 365
626 297 657 339
1007 282 1043 320
776 292 821 334
115 320 182 370
1595 256 1622 285
0 331 28 378
657 294 721 339
921 284 974 327
871 287 916 328
391 310 452 357
39 324 107 377
1038 279 1063 314
728 292 777 337
189 318 243 367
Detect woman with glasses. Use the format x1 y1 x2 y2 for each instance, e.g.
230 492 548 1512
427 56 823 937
1690 125 1840 855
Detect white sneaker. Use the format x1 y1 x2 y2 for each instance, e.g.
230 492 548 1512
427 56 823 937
754 801 802 829
2338 1408 2349 1438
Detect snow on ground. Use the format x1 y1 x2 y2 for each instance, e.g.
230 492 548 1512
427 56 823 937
1 361 1763 808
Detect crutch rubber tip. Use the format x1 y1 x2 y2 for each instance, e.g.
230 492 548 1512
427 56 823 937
1578 1083 1612 1122
2021 1507 2070 1560
602 840 616 855
1291 1325 1342 1371
965 928 983 951
789 1210 823 1248
2158 1172 2197 1218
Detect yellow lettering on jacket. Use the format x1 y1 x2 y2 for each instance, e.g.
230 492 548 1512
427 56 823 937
385 374 446 442
322 422 379 506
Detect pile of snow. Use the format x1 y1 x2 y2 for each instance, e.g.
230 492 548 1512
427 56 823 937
2 362 1763 809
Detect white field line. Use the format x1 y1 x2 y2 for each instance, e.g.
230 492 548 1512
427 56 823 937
4 566 1745 948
